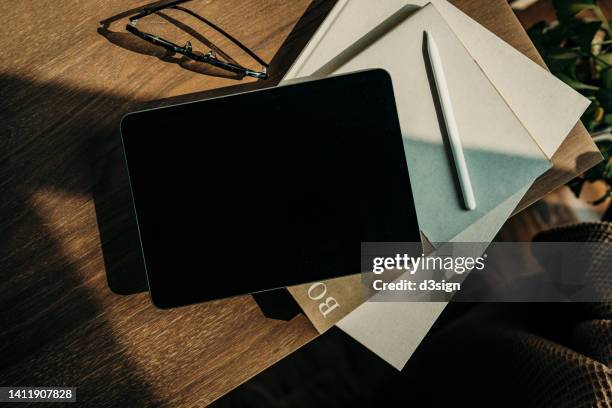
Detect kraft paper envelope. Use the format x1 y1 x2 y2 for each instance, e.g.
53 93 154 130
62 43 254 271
284 2 590 368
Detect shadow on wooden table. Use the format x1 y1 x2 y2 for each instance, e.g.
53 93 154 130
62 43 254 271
98 0 246 80
0 1 335 403
98 0 337 296
0 74 158 405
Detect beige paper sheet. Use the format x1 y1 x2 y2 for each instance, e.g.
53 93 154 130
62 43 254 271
283 0 589 159
282 1 589 369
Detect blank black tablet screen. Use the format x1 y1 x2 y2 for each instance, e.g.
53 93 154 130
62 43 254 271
121 69 420 308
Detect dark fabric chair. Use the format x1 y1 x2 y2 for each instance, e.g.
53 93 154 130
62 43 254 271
216 222 612 408
389 222 612 407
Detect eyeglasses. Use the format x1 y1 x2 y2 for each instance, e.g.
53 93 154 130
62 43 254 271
125 0 268 79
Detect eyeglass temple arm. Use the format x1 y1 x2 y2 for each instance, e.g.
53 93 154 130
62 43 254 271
130 0 191 20
172 5 268 69
203 55 267 78
127 0 267 78
129 0 268 69
126 22 267 79
126 23 186 54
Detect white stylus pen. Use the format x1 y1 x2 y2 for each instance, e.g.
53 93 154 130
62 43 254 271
424 30 476 211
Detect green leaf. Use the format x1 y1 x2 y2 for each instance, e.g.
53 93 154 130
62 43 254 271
599 141 612 173
548 49 582 60
597 53 612 72
602 67 612 88
544 48 582 73
557 72 600 90
585 99 599 114
582 100 599 130
553 0 597 23
544 22 573 48
596 87 612 110
571 21 602 53
599 158 612 181
605 157 612 181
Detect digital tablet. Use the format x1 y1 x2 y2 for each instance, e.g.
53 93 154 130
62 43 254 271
120 69 420 308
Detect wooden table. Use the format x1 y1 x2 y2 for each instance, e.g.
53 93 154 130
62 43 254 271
0 0 600 406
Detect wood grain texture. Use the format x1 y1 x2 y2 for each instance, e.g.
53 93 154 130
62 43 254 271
0 1 329 406
0 0 601 406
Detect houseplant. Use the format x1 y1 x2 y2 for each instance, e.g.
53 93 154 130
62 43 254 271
527 0 612 215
